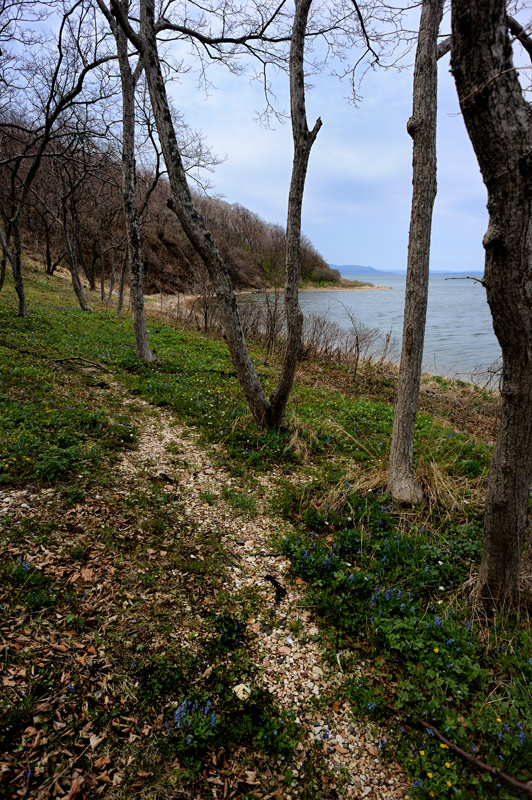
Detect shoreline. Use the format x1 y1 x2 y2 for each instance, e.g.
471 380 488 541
145 283 391 308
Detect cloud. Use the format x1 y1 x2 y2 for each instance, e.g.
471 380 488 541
166 41 488 270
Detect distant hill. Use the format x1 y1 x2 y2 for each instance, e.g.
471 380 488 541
331 264 484 278
330 264 383 275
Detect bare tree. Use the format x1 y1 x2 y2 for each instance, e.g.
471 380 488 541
0 2 114 316
451 0 532 609
97 0 155 361
386 0 445 504
111 0 322 426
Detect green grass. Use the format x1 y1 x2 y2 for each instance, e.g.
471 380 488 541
0 266 522 800
276 487 532 799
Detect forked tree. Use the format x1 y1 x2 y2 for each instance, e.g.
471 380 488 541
451 0 532 609
111 0 321 427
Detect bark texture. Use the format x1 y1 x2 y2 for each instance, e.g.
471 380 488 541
268 0 321 427
387 0 444 504
451 0 532 608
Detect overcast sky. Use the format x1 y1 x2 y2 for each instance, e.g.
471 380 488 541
172 19 490 274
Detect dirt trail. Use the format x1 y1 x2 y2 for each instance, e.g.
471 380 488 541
118 400 410 800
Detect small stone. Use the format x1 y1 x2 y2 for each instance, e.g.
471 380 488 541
278 646 291 655
233 684 251 700
308 626 320 637
311 666 323 678
335 745 349 754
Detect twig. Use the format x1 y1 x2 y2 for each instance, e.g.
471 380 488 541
53 356 111 372
444 276 485 286
385 704 532 797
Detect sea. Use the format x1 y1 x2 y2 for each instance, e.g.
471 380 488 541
297 271 501 383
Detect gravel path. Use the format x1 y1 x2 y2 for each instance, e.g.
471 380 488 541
117 403 410 800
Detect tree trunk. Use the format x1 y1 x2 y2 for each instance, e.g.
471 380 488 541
116 19 155 362
72 202 95 291
44 221 53 275
62 203 92 312
0 221 11 291
12 223 27 317
115 250 127 318
451 0 532 609
139 0 270 422
387 0 444 504
96 214 106 301
268 0 321 429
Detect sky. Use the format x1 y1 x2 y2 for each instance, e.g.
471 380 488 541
171 13 491 274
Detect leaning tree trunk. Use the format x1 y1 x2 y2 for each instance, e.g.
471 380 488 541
451 0 532 609
268 0 321 428
116 19 155 362
387 0 444 504
12 223 27 317
62 203 92 312
139 0 270 423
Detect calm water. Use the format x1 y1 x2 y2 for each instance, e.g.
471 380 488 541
297 272 501 380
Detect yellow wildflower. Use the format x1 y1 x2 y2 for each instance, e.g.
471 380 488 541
434 648 439 653
446 781 453 788
427 772 433 779
419 750 425 756
440 743 449 749
445 762 451 768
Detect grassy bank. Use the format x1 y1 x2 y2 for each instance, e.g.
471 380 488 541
1 269 530 800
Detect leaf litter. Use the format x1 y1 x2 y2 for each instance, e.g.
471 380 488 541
0 384 409 799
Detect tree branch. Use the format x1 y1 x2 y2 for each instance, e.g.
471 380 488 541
507 14 532 62
437 34 451 59
348 0 380 64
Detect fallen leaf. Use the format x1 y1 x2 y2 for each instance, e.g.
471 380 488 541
64 777 84 799
89 734 104 751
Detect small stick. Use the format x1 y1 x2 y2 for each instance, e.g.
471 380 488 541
444 276 485 286
53 356 111 373
385 704 532 796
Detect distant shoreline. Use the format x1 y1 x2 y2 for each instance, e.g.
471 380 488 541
298 283 390 293
144 282 392 310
